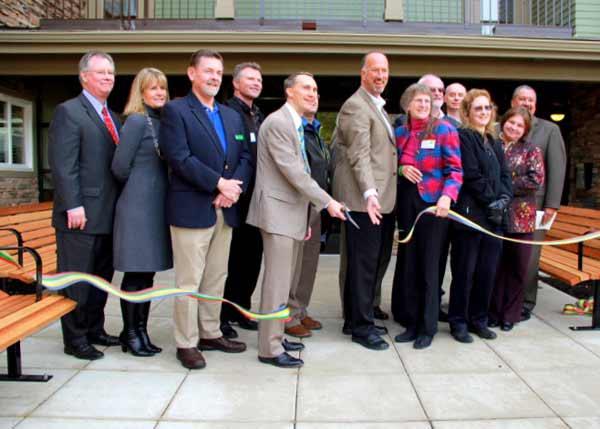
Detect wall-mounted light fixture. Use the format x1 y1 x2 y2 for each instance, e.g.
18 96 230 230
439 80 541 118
550 113 565 122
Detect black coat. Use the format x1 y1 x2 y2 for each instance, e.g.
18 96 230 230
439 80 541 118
454 128 513 231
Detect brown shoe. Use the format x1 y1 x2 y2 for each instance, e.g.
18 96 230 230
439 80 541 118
176 347 206 369
301 316 322 330
285 324 312 338
198 336 247 353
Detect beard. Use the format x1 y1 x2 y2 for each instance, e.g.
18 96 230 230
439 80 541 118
203 85 220 97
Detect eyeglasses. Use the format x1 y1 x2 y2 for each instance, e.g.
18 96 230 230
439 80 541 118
472 105 493 112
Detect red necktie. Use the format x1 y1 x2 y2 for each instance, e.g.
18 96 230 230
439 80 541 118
101 106 119 145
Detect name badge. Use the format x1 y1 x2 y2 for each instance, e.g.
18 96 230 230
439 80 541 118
250 132 257 143
421 139 436 149
234 134 245 142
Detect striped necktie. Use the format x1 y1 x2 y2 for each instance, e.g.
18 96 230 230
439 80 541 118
101 106 119 145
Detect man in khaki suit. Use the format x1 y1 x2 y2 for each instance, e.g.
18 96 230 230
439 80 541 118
332 51 397 351
247 72 346 368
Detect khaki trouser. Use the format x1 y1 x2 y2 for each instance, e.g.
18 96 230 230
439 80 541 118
171 209 232 348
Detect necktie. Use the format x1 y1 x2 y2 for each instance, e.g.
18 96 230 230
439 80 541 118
101 106 119 145
298 125 311 174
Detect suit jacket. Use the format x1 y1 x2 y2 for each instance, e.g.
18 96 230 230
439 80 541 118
332 87 397 213
528 117 566 209
246 106 331 241
48 93 121 235
159 92 252 229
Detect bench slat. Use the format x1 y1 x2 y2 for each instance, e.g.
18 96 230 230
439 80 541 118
0 295 37 319
0 210 53 228
0 295 65 331
539 259 589 285
542 247 600 276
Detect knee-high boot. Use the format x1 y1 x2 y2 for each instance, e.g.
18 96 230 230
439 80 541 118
137 302 162 353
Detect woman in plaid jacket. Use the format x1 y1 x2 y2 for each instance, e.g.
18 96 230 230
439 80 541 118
391 83 463 350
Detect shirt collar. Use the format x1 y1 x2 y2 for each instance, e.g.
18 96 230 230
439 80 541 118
365 91 386 110
82 89 107 116
302 116 321 133
285 103 303 131
202 101 219 114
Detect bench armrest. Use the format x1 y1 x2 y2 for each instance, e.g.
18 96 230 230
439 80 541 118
0 245 43 302
0 228 24 265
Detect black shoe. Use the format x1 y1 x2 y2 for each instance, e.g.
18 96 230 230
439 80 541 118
88 331 120 347
64 343 104 360
236 318 259 331
373 325 388 335
520 309 531 322
501 321 514 331
394 327 417 343
352 333 389 350
373 306 389 320
451 329 474 344
342 321 352 335
414 335 433 350
259 352 304 368
469 325 497 340
488 319 500 328
438 310 449 323
120 300 154 356
282 338 305 352
138 302 162 353
119 329 155 357
221 321 239 339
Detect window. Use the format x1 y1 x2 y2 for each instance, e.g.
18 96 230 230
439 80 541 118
0 93 34 171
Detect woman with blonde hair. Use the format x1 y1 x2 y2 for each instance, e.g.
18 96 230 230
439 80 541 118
448 89 512 343
112 68 172 356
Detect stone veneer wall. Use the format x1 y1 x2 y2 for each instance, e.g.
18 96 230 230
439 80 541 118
0 176 39 206
0 0 84 28
567 86 600 208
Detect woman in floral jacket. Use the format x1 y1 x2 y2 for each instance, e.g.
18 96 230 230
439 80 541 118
490 106 545 331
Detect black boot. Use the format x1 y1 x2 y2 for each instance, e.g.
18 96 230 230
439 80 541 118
120 300 154 357
137 301 162 353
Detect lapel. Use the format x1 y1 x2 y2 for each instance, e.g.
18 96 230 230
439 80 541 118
280 106 302 151
187 92 225 158
358 87 395 144
77 93 114 144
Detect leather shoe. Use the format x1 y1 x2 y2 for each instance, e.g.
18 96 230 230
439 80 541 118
176 347 206 369
520 309 532 322
259 352 304 368
488 319 500 328
220 321 239 339
394 327 417 343
285 324 312 338
373 306 389 320
198 336 246 353
373 325 388 335
342 321 352 335
352 333 389 350
451 329 474 344
236 318 259 331
469 325 497 340
501 321 514 331
87 332 120 347
301 316 322 330
282 338 305 352
414 335 433 349
64 343 104 360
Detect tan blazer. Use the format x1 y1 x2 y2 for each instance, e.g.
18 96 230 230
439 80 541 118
332 87 397 214
247 106 331 241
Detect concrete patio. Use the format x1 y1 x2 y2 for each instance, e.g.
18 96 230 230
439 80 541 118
1 255 600 428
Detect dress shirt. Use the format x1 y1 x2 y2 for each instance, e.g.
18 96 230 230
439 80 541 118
82 89 117 131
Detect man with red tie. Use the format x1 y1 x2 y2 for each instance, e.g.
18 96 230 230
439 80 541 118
49 51 122 360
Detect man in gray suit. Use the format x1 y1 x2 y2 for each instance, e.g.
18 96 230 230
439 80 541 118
511 85 567 320
49 51 121 360
247 72 346 368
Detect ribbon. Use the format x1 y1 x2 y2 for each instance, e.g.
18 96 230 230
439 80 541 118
0 252 289 321
398 207 600 246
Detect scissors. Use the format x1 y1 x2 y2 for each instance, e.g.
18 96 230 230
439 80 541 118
343 204 360 230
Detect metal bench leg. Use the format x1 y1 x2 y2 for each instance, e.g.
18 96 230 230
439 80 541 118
0 342 53 382
570 280 600 331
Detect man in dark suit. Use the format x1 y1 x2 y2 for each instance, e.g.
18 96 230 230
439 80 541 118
159 50 253 370
511 85 567 320
49 51 122 360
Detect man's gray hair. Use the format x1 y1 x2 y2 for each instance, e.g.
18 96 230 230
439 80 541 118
418 74 443 86
233 62 262 81
512 84 536 100
283 72 313 92
360 51 387 70
78 51 115 84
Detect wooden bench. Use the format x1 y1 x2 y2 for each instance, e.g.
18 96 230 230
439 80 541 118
0 202 76 382
540 205 600 331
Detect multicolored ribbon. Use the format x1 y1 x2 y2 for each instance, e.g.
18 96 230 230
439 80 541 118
0 252 289 321
398 207 600 246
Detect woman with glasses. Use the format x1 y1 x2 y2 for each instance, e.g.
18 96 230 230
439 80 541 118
111 68 173 356
448 89 512 344
490 107 544 331
392 83 462 349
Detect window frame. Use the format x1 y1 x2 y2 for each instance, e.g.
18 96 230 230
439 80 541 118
0 93 34 172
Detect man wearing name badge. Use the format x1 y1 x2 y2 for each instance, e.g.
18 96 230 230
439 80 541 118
159 49 253 370
511 85 567 321
333 51 397 350
49 51 121 360
246 72 346 368
220 62 265 340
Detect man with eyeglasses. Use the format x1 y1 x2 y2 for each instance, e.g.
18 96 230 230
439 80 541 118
49 51 121 360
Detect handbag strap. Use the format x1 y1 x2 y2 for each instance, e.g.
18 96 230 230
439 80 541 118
144 111 162 159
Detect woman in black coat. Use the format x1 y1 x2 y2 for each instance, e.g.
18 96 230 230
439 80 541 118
448 89 512 344
112 68 173 356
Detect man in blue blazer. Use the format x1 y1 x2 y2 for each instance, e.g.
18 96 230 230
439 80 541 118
159 49 252 370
